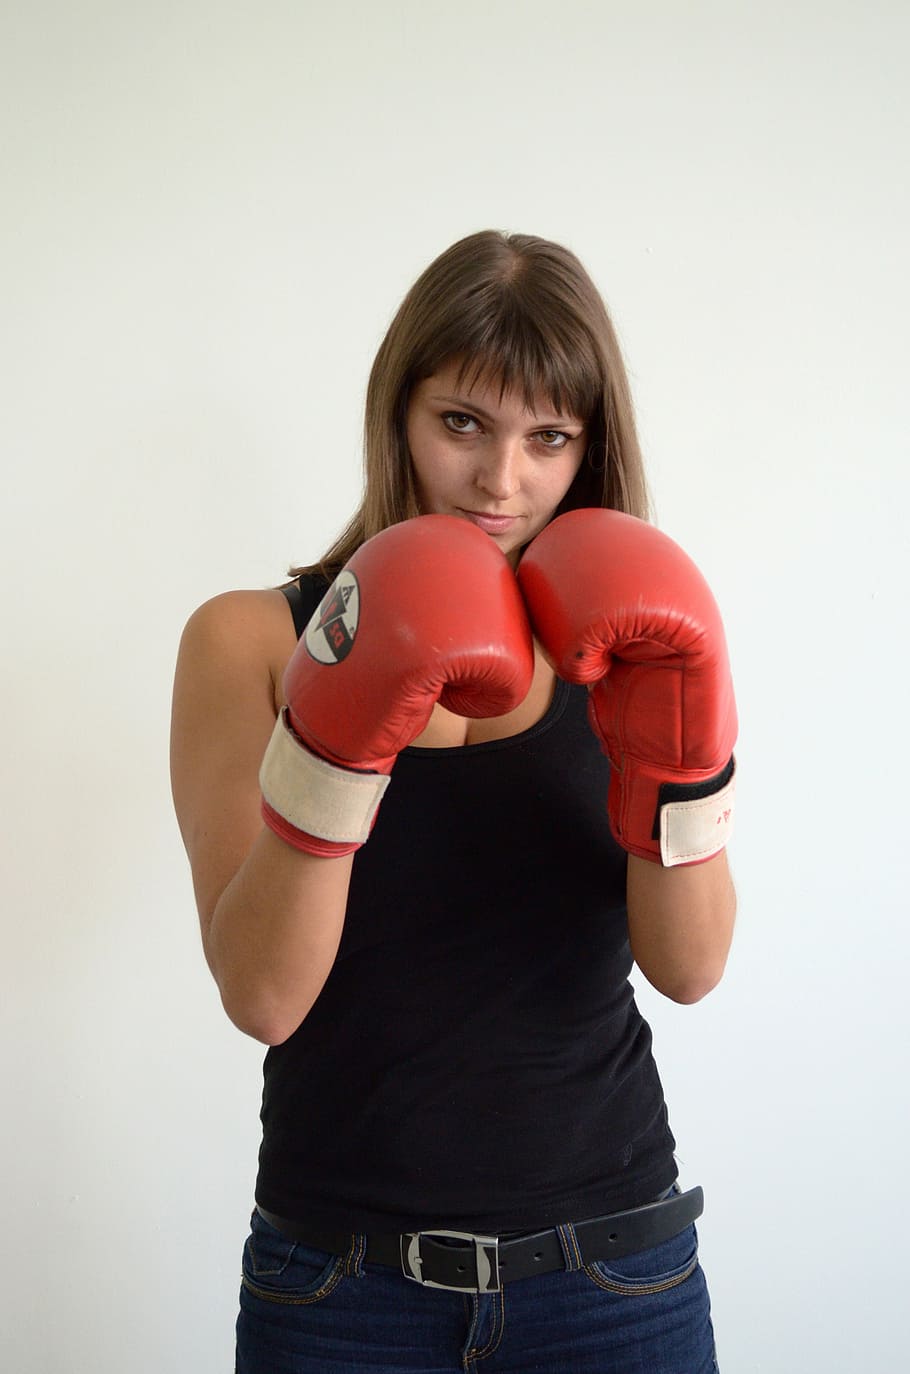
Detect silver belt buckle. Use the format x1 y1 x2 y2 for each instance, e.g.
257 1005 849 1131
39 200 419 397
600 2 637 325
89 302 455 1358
401 1229 501 1293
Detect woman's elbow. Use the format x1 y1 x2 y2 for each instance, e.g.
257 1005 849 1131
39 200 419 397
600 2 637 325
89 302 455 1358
663 972 723 1005
218 984 310 1047
640 955 729 1005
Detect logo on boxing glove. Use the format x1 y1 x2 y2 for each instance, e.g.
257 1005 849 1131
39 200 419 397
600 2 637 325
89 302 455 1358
305 572 360 664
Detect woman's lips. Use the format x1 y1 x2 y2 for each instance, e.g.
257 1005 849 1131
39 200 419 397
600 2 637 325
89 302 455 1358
458 509 520 535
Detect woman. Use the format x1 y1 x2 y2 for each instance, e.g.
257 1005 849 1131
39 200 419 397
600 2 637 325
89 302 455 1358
170 231 736 1373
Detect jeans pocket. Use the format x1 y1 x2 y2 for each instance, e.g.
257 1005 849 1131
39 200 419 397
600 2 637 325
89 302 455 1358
240 1210 345 1306
583 1222 700 1295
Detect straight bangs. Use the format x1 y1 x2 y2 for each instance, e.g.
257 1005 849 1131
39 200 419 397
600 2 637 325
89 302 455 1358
413 296 605 428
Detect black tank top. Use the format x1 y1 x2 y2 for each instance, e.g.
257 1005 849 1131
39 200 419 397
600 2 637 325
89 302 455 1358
254 574 676 1233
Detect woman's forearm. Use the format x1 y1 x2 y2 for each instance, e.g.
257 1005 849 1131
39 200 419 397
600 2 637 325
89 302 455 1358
625 850 736 1003
206 828 354 1045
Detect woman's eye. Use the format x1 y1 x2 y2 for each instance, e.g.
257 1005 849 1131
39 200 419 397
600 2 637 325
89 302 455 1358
442 412 479 434
537 430 569 449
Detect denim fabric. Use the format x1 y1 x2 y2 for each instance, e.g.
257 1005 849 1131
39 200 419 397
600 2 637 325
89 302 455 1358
235 1207 719 1373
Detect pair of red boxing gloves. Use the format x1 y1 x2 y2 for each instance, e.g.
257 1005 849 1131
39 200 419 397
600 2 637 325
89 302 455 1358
259 511 737 868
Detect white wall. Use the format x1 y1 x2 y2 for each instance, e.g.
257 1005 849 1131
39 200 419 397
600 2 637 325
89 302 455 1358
3 2 907 1370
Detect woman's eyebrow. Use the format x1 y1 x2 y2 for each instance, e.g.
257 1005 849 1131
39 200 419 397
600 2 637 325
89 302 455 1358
427 393 496 421
427 394 581 426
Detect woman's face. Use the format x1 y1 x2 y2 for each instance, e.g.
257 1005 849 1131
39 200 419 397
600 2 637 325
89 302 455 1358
405 360 587 567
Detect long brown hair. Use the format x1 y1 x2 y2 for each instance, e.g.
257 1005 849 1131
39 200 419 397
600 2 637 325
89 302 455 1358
294 231 649 579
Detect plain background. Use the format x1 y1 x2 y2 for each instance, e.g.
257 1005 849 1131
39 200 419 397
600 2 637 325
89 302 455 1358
2 2 908 1370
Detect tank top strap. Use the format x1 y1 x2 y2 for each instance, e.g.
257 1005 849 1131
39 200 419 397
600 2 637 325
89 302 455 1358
280 574 330 641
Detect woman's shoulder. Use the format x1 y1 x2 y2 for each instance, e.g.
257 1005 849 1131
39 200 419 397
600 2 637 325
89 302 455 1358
181 585 296 651
177 586 299 713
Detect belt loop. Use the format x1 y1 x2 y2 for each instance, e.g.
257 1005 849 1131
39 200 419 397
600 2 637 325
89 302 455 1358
343 1232 367 1277
556 1222 583 1273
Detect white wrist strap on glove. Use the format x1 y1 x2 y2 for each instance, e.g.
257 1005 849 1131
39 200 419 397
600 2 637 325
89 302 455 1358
659 766 736 866
259 712 391 845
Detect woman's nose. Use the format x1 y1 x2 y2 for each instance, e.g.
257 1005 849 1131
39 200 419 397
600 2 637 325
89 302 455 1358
476 441 521 501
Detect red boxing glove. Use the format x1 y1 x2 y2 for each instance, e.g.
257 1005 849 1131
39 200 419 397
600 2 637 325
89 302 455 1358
518 509 737 866
260 515 535 856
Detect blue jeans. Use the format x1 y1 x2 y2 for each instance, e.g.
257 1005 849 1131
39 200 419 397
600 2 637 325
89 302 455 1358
235 1206 719 1373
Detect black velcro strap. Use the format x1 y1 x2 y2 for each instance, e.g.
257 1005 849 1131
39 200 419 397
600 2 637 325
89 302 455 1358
652 757 735 841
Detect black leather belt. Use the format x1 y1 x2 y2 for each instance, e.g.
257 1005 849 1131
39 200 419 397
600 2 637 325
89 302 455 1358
256 1185 703 1294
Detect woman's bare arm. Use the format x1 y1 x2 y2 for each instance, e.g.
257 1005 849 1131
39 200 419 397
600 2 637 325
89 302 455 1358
626 850 736 1004
170 589 353 1045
